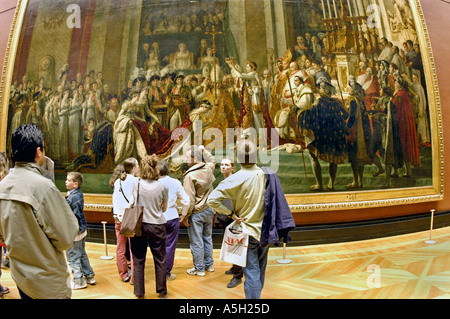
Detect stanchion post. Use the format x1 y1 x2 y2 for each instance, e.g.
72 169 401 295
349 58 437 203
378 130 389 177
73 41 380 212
276 243 292 264
425 209 436 245
100 221 114 260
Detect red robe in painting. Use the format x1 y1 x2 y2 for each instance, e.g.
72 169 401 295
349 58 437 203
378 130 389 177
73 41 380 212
392 88 421 167
131 118 192 157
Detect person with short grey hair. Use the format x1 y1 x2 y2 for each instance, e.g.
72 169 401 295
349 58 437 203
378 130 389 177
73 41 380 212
182 145 216 277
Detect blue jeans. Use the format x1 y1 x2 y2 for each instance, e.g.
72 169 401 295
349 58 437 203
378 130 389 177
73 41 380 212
243 236 269 299
187 207 214 271
66 237 94 284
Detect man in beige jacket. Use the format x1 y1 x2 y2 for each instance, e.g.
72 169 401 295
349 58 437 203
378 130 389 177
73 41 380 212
0 124 79 299
181 145 216 276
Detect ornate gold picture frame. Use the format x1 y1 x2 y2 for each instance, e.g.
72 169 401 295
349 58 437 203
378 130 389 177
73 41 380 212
0 0 443 213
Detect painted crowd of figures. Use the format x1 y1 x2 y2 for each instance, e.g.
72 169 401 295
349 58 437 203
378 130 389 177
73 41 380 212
7 23 430 190
140 1 226 37
263 33 430 190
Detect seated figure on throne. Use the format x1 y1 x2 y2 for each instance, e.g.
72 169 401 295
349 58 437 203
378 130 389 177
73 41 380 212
171 43 194 70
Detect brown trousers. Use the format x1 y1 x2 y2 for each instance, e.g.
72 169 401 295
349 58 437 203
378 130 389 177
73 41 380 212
130 223 167 297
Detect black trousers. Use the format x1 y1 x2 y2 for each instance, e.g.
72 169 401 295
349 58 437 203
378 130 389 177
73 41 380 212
130 222 167 297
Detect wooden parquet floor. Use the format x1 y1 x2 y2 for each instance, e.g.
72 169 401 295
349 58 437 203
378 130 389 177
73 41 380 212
1 227 449 299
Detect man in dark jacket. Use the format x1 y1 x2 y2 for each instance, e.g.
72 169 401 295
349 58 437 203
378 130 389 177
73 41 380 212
260 166 295 248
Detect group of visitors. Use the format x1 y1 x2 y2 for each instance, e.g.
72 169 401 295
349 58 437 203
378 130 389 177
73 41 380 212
0 123 294 299
110 139 293 299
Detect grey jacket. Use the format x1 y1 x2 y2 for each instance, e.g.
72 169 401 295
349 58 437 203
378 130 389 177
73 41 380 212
0 162 79 299
183 149 216 217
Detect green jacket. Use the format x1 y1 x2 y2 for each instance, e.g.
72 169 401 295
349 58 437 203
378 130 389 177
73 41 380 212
0 162 79 299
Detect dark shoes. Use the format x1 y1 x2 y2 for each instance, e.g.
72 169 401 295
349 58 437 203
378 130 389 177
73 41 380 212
159 292 167 299
227 278 242 288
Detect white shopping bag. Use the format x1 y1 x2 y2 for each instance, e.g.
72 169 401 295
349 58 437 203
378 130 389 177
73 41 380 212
220 221 249 267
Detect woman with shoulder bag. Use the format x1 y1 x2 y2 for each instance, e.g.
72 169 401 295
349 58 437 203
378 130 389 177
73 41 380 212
110 158 139 282
130 154 168 299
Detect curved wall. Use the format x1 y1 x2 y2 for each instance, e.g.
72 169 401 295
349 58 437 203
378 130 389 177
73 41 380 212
0 0 449 229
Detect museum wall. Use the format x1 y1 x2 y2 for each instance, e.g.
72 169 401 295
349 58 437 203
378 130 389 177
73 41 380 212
0 0 449 227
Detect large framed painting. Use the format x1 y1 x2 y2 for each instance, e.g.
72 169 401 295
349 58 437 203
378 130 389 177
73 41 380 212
0 0 443 212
